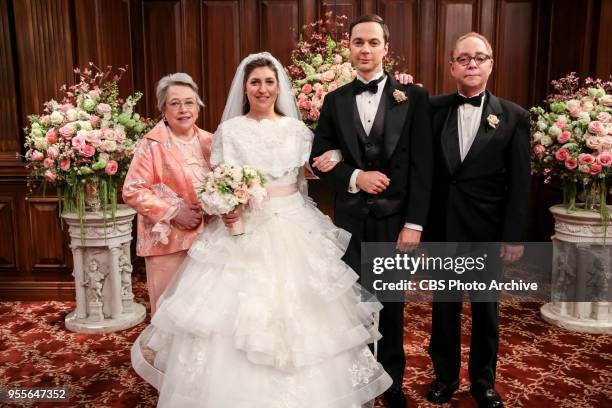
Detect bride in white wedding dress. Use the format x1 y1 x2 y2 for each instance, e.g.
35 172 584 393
131 52 392 407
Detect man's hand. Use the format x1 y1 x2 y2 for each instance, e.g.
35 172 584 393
312 150 339 173
222 209 241 228
394 71 414 85
173 203 202 230
500 244 524 263
396 228 421 253
356 171 390 194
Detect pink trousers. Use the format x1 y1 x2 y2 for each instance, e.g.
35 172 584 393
144 250 188 315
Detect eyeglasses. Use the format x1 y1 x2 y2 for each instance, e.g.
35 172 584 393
453 54 491 66
166 100 197 110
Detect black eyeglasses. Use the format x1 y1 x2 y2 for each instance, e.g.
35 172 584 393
453 54 492 66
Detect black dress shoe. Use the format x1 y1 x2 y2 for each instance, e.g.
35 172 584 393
383 387 408 408
426 380 459 404
470 388 504 408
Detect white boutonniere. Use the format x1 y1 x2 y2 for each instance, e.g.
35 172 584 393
393 89 407 103
487 114 500 129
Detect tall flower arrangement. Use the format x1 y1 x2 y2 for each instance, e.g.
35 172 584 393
24 63 153 222
530 73 612 220
286 12 400 129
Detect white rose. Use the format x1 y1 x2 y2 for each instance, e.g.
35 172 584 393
548 125 562 136
537 121 548 131
566 99 581 111
66 109 78 122
599 95 612 107
540 135 553 146
100 140 117 152
50 111 64 125
533 131 544 143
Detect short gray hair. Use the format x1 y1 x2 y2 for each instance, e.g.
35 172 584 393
156 72 205 112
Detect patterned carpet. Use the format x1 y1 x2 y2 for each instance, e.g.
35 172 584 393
0 280 610 408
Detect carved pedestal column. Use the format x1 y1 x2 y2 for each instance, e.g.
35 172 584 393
540 204 612 333
63 205 146 333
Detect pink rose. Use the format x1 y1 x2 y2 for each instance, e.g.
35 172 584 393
334 54 343 64
85 130 102 147
557 131 571 144
81 144 96 157
44 170 57 182
61 103 74 112
328 82 339 92
578 153 595 164
302 84 313 94
596 112 611 123
105 160 118 176
555 148 570 161
47 146 58 160
316 86 324 97
32 151 44 161
533 144 545 155
597 151 612 167
40 115 51 126
569 107 582 118
45 128 58 144
102 128 116 141
59 124 74 139
89 115 100 127
588 121 604 135
565 158 578 169
298 99 312 111
71 134 86 150
589 163 602 175
308 108 320 121
586 136 602 150
60 158 71 171
43 158 54 168
96 103 111 115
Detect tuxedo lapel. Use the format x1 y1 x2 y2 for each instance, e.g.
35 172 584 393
462 92 503 165
335 83 364 168
383 76 410 160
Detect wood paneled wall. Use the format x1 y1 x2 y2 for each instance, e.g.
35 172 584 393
0 0 610 299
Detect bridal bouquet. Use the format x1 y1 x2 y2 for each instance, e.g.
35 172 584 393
530 72 612 218
286 12 400 129
198 163 268 235
23 63 152 221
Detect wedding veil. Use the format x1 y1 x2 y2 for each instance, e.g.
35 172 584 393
220 51 301 122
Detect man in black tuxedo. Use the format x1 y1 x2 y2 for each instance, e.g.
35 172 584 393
310 14 432 408
424 33 530 408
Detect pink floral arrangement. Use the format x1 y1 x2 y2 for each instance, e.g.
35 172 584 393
531 72 612 214
23 63 152 218
286 12 399 129
198 164 268 235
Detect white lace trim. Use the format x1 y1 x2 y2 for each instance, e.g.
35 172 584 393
211 116 313 179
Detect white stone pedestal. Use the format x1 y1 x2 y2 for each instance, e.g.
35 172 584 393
540 204 612 333
63 204 146 333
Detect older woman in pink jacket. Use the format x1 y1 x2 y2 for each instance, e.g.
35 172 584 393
123 73 212 315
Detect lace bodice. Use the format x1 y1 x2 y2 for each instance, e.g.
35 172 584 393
211 116 313 186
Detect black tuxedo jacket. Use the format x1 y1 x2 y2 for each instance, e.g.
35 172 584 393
310 76 433 226
425 91 531 242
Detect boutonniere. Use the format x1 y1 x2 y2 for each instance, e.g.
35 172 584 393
393 89 407 103
487 114 500 129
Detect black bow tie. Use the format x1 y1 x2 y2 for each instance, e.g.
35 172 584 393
354 76 385 95
456 93 484 107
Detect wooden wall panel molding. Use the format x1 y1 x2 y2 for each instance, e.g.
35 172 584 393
13 0 75 125
494 0 535 106
321 0 360 24
437 0 479 94
202 1 242 128
0 196 17 268
379 0 419 79
261 0 299 65
26 198 70 270
0 0 21 155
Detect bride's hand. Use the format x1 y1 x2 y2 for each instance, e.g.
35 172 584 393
222 209 241 227
312 150 340 173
